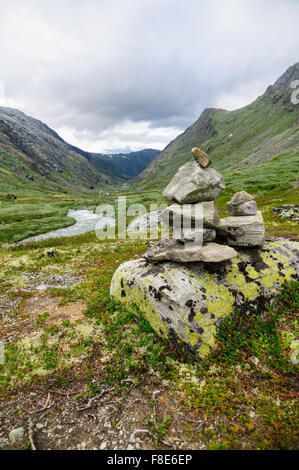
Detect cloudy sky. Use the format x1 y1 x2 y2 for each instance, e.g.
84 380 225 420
0 0 298 153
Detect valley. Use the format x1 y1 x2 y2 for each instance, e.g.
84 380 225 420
0 63 298 451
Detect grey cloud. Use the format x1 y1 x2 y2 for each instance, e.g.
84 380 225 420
0 0 298 151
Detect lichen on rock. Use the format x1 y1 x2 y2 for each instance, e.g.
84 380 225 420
110 240 299 358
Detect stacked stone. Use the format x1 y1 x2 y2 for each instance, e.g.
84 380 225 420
217 191 265 247
144 148 266 263
144 148 238 263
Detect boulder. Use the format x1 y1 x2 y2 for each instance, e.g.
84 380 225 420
227 200 257 216
110 240 299 358
143 239 238 263
191 147 211 168
161 201 220 228
216 211 265 247
163 162 225 204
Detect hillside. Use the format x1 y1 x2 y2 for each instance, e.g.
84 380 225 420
136 62 299 194
0 107 159 196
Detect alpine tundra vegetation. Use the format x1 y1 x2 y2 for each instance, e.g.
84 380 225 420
0 63 298 451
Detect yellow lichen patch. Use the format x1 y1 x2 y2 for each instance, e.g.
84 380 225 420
185 327 200 347
198 341 214 358
206 296 233 317
246 265 260 280
224 265 260 300
237 279 260 301
225 268 248 286
258 249 296 289
111 266 168 338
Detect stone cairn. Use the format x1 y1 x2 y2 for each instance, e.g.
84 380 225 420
111 150 298 358
143 147 265 263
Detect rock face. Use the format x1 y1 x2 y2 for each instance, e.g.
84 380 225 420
163 162 225 204
110 240 299 358
143 240 238 263
161 201 220 229
216 211 265 247
191 147 211 168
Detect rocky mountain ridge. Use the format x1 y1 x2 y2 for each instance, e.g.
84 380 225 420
0 107 159 195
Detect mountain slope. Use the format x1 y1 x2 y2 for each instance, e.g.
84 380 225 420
136 62 299 193
0 107 159 195
0 107 108 194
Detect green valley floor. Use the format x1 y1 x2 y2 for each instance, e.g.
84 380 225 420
0 188 298 450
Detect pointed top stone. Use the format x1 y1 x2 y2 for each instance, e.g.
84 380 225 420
191 147 211 168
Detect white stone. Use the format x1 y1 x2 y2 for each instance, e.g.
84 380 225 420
9 427 25 443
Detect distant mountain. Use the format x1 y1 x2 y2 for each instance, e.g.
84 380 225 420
136 62 299 193
86 149 160 180
0 107 159 195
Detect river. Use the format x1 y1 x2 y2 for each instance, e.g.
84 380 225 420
20 209 115 244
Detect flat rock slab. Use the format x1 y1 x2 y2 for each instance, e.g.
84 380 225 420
110 240 299 358
163 161 225 204
217 211 265 247
144 240 237 263
161 201 220 228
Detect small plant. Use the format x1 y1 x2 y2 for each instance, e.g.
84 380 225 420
35 312 49 325
211 280 299 373
152 416 172 445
